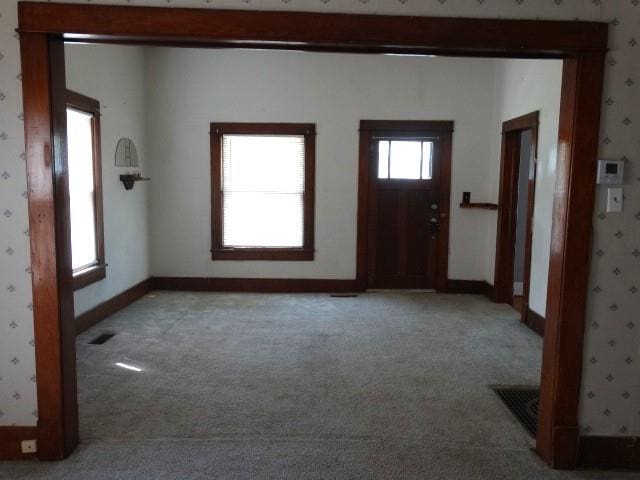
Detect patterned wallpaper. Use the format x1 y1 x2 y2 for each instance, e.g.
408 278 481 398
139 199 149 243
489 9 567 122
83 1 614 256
0 0 637 436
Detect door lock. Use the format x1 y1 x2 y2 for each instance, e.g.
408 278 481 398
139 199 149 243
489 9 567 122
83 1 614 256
428 216 439 234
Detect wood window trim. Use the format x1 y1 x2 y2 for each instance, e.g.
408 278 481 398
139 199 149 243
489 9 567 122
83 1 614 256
210 122 315 261
66 89 105 290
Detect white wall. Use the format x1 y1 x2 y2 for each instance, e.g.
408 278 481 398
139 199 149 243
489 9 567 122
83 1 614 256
146 48 499 280
66 45 561 314
484 59 563 316
65 44 150 315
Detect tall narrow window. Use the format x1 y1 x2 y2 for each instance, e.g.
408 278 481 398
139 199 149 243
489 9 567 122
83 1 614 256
66 90 105 289
210 123 315 260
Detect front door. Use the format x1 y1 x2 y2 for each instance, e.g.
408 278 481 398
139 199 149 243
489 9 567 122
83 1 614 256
367 130 446 289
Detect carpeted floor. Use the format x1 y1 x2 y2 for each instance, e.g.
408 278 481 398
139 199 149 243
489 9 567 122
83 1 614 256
2 292 638 479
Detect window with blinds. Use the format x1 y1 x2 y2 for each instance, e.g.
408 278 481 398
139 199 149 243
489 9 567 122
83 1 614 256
65 89 106 290
67 108 98 271
211 123 315 261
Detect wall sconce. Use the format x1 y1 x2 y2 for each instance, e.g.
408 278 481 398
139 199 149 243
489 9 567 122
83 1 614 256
115 137 150 190
119 172 150 190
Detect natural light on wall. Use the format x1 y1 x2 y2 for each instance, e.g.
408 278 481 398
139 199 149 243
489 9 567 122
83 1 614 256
67 108 97 271
222 135 305 248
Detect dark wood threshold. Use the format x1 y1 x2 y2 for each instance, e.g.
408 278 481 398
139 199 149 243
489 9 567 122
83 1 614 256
445 279 494 299
72 263 106 290
0 426 38 460
524 307 545 336
578 436 640 470
151 276 359 293
75 278 152 335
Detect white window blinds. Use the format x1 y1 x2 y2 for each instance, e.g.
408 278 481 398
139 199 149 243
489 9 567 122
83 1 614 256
222 134 305 248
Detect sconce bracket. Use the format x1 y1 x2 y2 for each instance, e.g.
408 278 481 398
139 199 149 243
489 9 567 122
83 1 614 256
119 173 150 190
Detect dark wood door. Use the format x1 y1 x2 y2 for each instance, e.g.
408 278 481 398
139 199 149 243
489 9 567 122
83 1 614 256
367 136 442 289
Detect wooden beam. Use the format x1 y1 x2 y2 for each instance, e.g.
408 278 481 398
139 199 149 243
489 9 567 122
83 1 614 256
20 32 78 461
18 2 608 57
536 53 606 469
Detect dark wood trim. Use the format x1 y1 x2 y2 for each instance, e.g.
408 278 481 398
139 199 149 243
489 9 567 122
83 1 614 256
521 127 538 330
436 127 453 293
17 2 608 57
356 128 371 291
577 436 640 470
75 278 153 335
210 122 315 261
46 36 79 462
502 111 540 133
210 248 314 261
525 307 545 336
20 32 79 461
151 276 359 293
356 120 452 292
65 89 99 113
459 203 498 210
17 2 608 468
493 111 539 306
66 89 105 291
0 427 39 460
72 264 106 290
537 53 606 469
360 120 455 132
210 123 314 135
445 280 494 299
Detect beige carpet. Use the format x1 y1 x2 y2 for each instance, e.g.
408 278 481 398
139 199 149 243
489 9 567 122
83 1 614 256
1 292 635 479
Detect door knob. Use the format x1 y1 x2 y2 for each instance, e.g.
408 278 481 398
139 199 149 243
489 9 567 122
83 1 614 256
430 203 438 210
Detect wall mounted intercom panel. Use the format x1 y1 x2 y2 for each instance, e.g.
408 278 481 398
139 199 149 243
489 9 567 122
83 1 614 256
597 159 625 213
596 159 624 185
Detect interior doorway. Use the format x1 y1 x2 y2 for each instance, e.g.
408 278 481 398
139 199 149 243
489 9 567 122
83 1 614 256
512 129 533 308
364 122 452 289
17 2 607 469
494 112 542 334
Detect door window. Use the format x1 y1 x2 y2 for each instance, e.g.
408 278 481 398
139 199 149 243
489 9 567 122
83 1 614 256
377 140 433 180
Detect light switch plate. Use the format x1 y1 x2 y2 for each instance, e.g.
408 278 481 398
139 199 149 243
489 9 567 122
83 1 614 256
607 187 623 213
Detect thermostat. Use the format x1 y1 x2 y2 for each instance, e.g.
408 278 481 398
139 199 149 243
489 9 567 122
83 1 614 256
596 159 624 185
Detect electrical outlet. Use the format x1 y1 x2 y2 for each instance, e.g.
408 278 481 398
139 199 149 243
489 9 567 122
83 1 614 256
21 439 37 454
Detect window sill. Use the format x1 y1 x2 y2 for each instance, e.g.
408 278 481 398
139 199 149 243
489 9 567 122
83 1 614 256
211 248 314 261
73 264 106 290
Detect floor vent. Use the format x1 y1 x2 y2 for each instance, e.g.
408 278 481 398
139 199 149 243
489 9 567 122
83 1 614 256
330 293 358 298
89 333 115 345
491 385 539 438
